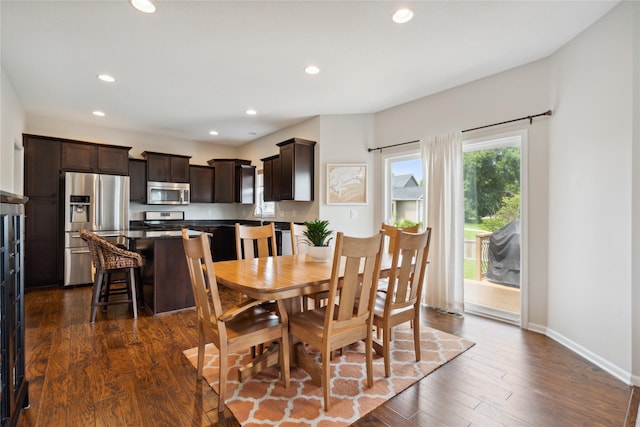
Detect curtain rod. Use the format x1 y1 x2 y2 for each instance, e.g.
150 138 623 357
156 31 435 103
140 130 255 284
367 109 553 153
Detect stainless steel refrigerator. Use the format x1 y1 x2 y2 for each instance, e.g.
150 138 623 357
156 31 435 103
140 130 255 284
63 172 130 286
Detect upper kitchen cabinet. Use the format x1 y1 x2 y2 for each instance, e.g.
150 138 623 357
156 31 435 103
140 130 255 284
189 165 215 203
129 159 147 203
208 159 255 204
24 135 61 198
61 141 131 175
260 154 280 202
142 152 191 183
275 138 316 201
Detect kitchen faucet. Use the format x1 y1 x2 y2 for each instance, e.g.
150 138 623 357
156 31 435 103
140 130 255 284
254 206 264 225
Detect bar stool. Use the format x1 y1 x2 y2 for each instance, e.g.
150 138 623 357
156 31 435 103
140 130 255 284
79 229 145 323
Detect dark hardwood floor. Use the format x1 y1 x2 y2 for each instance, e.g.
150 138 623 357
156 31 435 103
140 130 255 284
18 286 636 426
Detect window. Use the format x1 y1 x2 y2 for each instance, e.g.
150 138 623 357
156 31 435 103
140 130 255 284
255 170 275 217
384 153 423 228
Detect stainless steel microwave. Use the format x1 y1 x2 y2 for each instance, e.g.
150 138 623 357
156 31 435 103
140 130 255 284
147 181 190 205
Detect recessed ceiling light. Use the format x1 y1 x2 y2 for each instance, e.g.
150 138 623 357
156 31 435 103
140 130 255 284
92 110 106 117
246 109 257 115
209 130 219 136
305 65 320 75
97 74 115 83
130 0 156 14
392 8 414 24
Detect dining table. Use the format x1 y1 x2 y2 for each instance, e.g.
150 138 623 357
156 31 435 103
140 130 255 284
212 252 394 384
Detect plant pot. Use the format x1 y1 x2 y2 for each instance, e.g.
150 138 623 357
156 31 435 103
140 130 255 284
308 245 332 263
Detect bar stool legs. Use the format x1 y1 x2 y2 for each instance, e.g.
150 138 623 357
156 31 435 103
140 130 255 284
90 267 139 323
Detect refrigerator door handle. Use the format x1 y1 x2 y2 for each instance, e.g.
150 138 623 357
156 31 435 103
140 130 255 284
98 176 103 229
71 249 90 254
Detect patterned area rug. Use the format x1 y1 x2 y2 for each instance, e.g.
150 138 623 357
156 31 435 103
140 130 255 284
183 326 474 426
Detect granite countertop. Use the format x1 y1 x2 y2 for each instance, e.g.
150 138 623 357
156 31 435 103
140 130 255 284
129 219 292 231
124 229 203 239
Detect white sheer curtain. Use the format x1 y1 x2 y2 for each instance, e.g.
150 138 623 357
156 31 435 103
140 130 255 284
421 131 464 314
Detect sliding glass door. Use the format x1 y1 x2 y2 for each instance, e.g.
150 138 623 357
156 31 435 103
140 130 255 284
463 132 525 324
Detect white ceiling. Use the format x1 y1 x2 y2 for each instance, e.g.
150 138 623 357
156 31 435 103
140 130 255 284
1 0 618 146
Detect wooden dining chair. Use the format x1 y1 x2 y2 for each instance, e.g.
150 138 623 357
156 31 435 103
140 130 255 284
288 230 384 410
290 222 329 310
235 223 277 259
381 222 419 254
378 223 420 294
182 230 290 414
290 222 307 255
79 229 145 323
372 227 431 377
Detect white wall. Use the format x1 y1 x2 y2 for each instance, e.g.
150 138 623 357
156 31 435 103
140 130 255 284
373 59 551 329
547 2 635 380
632 0 640 385
1 65 25 194
318 114 376 237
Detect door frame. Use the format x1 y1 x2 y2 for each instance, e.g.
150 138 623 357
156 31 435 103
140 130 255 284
462 129 529 328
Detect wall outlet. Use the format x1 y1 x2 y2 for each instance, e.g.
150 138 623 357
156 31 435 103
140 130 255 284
350 209 358 220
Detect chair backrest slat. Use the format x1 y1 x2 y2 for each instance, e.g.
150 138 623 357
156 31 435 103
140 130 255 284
325 231 384 333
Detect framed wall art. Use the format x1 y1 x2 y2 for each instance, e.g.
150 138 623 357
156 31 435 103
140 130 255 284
327 163 367 205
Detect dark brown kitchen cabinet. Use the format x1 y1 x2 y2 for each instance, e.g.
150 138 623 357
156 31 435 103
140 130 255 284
24 198 59 287
129 159 147 203
237 164 256 204
261 138 316 202
23 135 61 288
142 152 191 183
208 159 255 204
61 142 97 172
261 154 280 201
189 165 214 203
98 146 130 175
61 142 130 175
277 138 315 201
24 135 61 198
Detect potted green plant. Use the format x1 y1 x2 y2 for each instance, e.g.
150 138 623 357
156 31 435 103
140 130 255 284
303 219 334 262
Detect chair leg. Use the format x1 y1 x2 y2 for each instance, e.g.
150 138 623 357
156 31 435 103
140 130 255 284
197 325 205 379
128 267 138 319
383 326 391 377
413 316 421 362
218 344 229 414
322 350 331 411
366 330 374 388
103 272 112 309
90 270 105 323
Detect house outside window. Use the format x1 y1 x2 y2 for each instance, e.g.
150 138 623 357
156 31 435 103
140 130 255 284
384 153 424 228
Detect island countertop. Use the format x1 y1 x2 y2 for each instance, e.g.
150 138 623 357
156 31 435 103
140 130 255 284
124 229 202 240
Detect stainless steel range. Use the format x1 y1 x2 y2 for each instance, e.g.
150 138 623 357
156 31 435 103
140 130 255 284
63 172 130 286
142 210 185 229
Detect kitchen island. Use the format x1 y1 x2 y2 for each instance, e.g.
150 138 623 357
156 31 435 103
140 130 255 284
125 229 202 314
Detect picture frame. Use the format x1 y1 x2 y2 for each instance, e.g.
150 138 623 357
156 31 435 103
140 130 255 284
327 163 367 205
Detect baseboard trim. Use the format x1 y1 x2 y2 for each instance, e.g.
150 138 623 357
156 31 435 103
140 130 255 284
545 326 632 385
